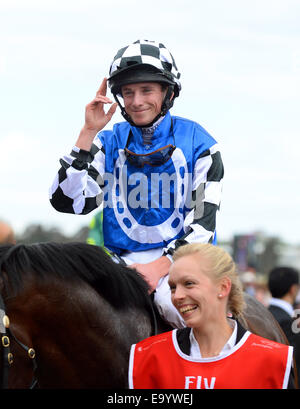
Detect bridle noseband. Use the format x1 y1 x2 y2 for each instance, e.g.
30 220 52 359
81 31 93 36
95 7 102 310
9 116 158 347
0 295 38 389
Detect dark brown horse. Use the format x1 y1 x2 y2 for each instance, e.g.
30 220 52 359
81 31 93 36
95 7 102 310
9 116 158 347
0 242 289 389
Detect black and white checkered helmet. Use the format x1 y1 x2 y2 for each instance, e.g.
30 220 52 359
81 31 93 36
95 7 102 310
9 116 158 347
108 40 181 97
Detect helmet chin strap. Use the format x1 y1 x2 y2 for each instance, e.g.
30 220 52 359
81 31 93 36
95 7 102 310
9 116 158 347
113 85 175 128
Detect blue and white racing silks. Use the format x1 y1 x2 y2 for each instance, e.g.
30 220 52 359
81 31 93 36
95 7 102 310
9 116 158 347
49 112 224 258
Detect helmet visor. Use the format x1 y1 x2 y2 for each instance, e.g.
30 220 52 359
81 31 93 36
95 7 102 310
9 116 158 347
108 64 175 96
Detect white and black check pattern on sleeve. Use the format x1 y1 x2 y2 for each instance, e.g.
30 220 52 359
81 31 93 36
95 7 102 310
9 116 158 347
49 138 105 215
49 138 223 254
163 144 224 258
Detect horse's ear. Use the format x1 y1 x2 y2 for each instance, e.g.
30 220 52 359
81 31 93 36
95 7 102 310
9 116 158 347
0 270 10 294
0 274 4 292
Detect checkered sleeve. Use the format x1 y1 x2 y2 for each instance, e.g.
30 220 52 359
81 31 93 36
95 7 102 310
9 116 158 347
163 143 224 259
49 136 105 214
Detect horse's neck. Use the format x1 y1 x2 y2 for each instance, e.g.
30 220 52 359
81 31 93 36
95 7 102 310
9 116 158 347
150 301 173 335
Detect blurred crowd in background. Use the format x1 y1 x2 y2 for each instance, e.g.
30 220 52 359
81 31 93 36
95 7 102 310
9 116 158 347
1 213 299 310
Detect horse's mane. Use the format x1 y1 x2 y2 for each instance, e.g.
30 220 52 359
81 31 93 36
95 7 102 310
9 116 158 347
0 242 151 311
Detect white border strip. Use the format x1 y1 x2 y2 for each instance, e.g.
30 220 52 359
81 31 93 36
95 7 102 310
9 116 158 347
128 343 136 389
282 345 294 389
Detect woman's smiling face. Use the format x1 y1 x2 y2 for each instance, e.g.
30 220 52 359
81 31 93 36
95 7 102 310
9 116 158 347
168 253 222 328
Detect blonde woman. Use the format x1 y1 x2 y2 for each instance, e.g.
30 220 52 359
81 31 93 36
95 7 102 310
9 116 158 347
129 243 295 389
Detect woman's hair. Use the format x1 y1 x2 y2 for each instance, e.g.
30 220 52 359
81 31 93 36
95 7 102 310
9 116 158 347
172 243 245 317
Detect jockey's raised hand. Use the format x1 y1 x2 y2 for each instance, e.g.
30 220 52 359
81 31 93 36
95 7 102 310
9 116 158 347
76 78 117 151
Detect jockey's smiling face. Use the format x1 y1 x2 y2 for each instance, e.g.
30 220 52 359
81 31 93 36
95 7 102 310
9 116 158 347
168 253 225 329
121 82 167 127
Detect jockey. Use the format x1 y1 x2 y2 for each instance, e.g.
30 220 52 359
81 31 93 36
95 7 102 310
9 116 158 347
49 40 224 328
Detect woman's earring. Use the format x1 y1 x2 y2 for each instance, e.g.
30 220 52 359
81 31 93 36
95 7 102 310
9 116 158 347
218 294 223 299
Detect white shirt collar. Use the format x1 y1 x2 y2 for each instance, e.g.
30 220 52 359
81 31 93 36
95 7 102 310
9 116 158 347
189 319 237 359
268 297 294 317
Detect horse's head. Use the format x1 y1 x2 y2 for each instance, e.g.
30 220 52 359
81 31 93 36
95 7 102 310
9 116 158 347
0 246 38 389
0 241 155 388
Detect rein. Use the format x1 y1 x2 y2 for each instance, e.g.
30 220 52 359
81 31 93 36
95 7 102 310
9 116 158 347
0 295 38 389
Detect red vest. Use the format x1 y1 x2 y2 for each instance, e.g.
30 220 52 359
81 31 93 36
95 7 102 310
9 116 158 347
129 330 293 389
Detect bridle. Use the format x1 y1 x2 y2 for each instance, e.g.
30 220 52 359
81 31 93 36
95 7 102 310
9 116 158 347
0 294 38 389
